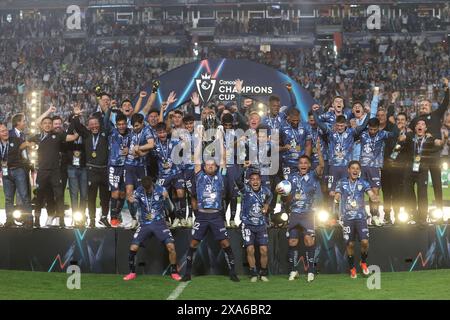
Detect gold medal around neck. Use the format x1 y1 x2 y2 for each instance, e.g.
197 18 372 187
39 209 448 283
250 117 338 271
145 213 154 221
163 161 171 169
295 145 301 152
92 151 97 158
415 156 421 162
351 200 357 208
73 151 81 157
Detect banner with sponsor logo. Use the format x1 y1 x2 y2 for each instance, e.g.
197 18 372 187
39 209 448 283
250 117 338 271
214 35 315 47
137 59 315 120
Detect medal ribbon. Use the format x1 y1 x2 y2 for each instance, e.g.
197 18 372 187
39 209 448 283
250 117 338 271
92 134 100 151
0 142 8 161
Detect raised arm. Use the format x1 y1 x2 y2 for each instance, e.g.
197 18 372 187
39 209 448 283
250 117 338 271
132 91 148 115
433 77 449 119
194 125 204 174
36 105 57 129
286 83 297 108
314 137 324 177
354 113 370 136
312 104 330 134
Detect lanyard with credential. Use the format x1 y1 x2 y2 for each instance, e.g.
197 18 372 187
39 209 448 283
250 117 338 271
0 142 8 161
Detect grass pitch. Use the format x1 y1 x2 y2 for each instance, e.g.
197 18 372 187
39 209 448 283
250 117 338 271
0 269 449 300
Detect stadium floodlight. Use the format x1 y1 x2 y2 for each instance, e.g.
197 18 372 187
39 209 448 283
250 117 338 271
432 208 444 220
31 113 36 119
31 98 37 104
73 211 84 223
442 162 448 171
31 92 37 98
13 210 22 220
31 106 36 112
30 128 35 134
444 208 450 222
258 111 264 117
317 210 330 223
258 103 264 109
398 208 409 223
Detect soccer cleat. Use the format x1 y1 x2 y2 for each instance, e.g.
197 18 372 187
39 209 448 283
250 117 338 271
170 273 182 281
123 273 137 281
230 220 237 228
181 274 191 282
360 262 370 276
4 220 15 228
229 274 240 282
98 217 111 228
172 218 181 228
110 218 120 228
371 216 382 227
288 271 299 281
250 276 258 283
186 217 193 228
260 276 269 282
307 273 315 282
350 267 357 279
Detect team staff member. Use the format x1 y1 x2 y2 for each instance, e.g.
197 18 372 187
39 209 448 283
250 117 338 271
399 119 447 226
71 105 111 228
29 116 79 228
0 123 33 227
409 78 449 211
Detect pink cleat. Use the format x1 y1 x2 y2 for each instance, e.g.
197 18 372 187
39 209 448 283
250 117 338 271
170 273 182 281
123 273 137 281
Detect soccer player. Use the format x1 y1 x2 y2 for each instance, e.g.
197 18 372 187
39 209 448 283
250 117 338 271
279 108 312 180
334 161 380 278
357 117 399 226
236 170 272 282
181 126 240 282
316 96 353 127
123 176 181 281
277 138 324 282
313 105 368 195
107 113 131 227
222 113 241 228
151 122 185 228
125 113 154 229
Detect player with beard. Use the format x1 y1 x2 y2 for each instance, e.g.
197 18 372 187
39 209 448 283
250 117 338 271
181 126 240 282
125 113 155 229
357 118 399 226
151 122 185 228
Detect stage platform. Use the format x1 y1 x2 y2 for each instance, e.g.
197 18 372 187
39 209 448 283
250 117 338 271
0 225 449 275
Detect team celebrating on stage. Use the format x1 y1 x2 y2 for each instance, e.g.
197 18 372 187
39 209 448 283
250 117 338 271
0 77 449 282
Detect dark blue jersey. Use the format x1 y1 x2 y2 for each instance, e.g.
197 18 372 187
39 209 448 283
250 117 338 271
335 177 371 221
108 128 131 167
195 170 225 210
359 129 397 168
280 122 311 168
261 111 287 135
305 123 328 163
125 125 154 167
317 109 353 128
288 170 322 214
152 137 182 177
133 185 166 225
239 185 272 226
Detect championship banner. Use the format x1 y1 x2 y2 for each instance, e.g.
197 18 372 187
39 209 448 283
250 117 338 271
137 59 315 120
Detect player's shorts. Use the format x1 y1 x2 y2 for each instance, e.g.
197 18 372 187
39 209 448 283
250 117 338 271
157 172 184 191
125 165 147 187
108 166 125 192
224 165 242 197
241 223 269 247
183 168 195 195
131 219 174 246
329 165 347 191
342 219 369 244
287 213 315 239
192 211 228 241
361 167 381 189
282 166 299 180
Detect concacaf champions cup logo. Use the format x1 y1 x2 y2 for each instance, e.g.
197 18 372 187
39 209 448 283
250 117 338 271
196 73 217 104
